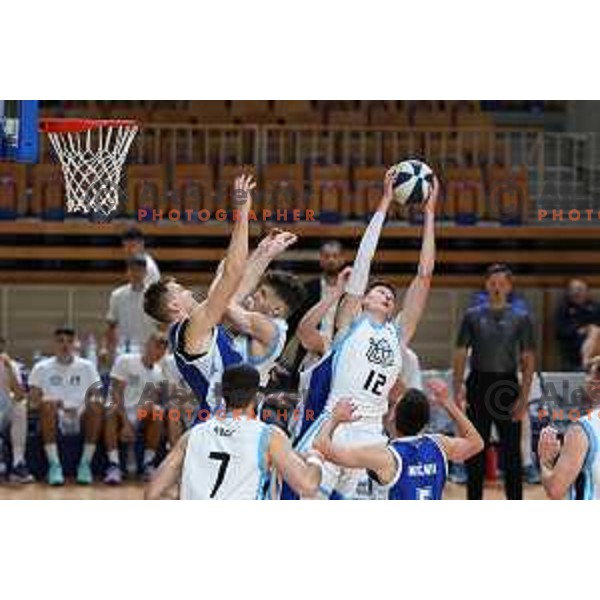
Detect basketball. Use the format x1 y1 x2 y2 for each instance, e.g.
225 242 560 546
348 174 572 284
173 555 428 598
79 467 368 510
390 159 434 206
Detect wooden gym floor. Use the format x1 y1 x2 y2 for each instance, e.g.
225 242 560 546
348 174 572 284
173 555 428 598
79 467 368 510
0 482 548 500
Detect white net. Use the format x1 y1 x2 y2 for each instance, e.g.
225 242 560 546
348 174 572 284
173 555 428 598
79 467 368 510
46 123 138 215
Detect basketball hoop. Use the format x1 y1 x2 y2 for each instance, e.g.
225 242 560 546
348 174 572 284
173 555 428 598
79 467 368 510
39 118 139 216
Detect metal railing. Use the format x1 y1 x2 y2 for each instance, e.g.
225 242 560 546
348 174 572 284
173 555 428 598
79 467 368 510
36 124 600 218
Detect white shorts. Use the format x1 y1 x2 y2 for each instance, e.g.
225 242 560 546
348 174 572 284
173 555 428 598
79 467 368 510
297 415 387 499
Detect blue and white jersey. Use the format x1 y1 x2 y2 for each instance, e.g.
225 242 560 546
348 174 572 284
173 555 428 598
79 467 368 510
168 320 243 414
383 435 447 500
569 414 600 500
297 314 403 440
181 414 273 500
232 317 288 388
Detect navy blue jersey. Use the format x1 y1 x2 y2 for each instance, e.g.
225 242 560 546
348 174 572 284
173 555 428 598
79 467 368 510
168 320 242 418
385 435 447 500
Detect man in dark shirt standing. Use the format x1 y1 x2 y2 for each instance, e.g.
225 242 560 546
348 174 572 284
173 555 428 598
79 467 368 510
453 264 536 500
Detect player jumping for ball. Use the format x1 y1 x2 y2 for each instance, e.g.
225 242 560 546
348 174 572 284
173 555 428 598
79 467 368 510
290 169 438 499
221 227 305 389
143 174 254 417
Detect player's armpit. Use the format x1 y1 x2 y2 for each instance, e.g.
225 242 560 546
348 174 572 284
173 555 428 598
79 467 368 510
144 432 190 500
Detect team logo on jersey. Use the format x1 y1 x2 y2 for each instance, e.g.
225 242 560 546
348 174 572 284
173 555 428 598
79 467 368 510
366 337 395 367
50 375 63 386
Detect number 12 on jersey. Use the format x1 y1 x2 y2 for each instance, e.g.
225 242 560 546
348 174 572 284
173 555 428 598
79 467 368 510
363 369 387 396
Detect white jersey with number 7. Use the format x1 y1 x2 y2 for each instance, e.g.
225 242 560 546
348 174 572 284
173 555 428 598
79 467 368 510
180 414 272 500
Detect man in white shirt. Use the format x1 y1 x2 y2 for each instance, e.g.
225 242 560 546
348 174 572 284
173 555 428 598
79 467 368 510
104 333 168 484
29 327 103 486
122 227 160 285
105 254 156 357
0 338 33 483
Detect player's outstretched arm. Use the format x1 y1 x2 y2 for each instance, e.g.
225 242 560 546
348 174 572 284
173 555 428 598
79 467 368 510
396 178 438 344
224 230 298 347
232 229 298 306
268 427 323 497
427 379 484 463
335 170 395 334
313 400 397 485
297 267 351 356
538 425 588 500
184 175 254 355
145 431 190 500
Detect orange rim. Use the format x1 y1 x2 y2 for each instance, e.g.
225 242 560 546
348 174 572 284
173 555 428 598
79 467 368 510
39 118 139 133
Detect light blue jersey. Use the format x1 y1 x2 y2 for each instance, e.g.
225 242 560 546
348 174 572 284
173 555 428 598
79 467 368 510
297 314 403 440
569 414 600 500
283 314 404 500
168 320 242 416
233 318 288 387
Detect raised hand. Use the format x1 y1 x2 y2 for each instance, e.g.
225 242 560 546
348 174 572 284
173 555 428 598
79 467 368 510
538 426 562 468
233 173 256 208
425 377 451 408
334 266 353 296
382 167 396 207
257 228 298 258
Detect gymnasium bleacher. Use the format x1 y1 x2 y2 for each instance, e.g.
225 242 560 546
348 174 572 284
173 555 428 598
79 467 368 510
1 100 599 371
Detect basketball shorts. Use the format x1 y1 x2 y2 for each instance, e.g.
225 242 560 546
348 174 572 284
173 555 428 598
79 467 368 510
296 414 386 500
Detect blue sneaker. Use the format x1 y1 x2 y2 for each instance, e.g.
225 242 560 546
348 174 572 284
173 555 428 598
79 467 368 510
76 461 93 485
47 462 64 486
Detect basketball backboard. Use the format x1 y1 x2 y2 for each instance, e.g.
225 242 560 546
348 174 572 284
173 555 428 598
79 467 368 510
0 100 39 163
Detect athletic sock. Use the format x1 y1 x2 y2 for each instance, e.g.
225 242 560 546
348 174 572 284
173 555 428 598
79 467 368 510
107 450 119 465
81 443 96 463
12 446 25 467
11 402 27 466
44 444 59 465
143 449 156 465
